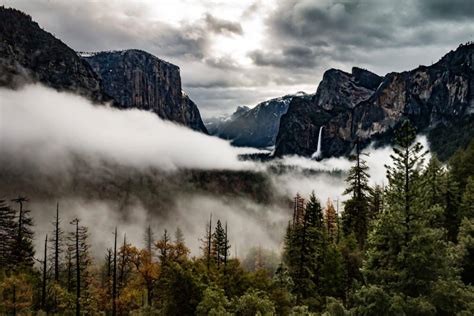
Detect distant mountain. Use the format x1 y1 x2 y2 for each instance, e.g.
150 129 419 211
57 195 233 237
275 44 474 160
0 7 207 133
83 50 207 133
205 92 313 148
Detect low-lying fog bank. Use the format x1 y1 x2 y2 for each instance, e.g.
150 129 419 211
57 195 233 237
0 85 430 258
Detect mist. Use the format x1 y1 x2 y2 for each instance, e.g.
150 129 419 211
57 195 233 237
1 84 430 259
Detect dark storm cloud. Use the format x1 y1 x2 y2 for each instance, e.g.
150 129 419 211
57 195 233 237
3 0 474 117
260 0 474 70
204 14 243 35
249 45 324 68
419 0 474 20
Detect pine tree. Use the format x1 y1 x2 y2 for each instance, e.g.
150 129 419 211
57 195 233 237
11 196 35 269
68 218 93 316
143 225 155 256
156 229 172 265
342 144 372 248
384 121 426 245
0 199 16 270
283 192 326 305
212 220 227 268
356 121 474 314
200 214 213 270
41 234 48 311
324 198 338 243
443 170 461 241
50 203 64 283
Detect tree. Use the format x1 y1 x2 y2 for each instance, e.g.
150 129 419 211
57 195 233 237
342 143 372 248
212 220 229 269
324 199 338 243
232 288 276 316
284 192 325 306
112 227 117 316
68 218 93 316
356 121 474 315
200 214 213 270
0 273 33 315
384 121 426 245
41 234 48 310
196 286 231 316
0 200 16 270
11 196 35 269
50 202 64 284
156 229 172 265
143 225 155 256
128 245 159 307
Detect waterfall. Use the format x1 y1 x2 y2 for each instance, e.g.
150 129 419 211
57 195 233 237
311 126 324 159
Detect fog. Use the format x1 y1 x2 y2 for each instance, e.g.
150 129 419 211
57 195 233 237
0 85 253 173
0 85 429 259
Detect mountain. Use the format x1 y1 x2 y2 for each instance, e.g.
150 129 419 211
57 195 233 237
0 7 109 102
205 92 313 148
0 7 207 133
83 50 207 133
275 44 474 160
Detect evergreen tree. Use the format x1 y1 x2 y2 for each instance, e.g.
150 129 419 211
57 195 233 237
11 196 35 269
68 218 93 315
0 199 16 270
50 202 64 284
284 192 326 307
356 121 474 314
143 225 155 256
156 229 172 265
200 214 213 270
342 144 372 248
212 220 228 269
443 170 462 241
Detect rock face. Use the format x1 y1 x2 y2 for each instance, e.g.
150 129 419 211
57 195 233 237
275 44 474 158
0 7 208 133
83 50 207 133
0 7 109 102
206 92 313 148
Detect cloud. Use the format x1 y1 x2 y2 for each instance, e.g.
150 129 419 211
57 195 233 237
204 13 243 35
249 45 323 68
0 85 251 172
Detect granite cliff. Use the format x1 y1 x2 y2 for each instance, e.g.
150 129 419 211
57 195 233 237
275 44 474 159
83 50 207 133
0 7 207 133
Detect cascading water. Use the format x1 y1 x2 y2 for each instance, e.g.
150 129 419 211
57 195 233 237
311 126 324 159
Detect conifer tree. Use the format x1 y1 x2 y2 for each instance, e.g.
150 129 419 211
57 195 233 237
342 144 372 248
68 218 93 316
200 214 213 270
0 200 16 269
356 121 474 314
50 203 64 283
11 196 35 269
284 192 326 305
143 225 155 256
212 220 227 268
41 234 48 311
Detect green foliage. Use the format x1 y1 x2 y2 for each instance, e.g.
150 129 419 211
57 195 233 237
428 116 474 161
196 286 231 316
232 288 276 316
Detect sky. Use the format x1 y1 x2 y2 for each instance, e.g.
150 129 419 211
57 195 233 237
3 0 474 117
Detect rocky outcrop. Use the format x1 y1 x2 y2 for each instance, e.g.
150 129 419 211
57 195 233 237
0 7 109 102
83 50 208 133
275 68 382 157
0 7 207 133
275 44 474 158
206 92 312 148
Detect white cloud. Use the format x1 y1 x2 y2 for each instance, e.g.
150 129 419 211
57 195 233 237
0 85 252 172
